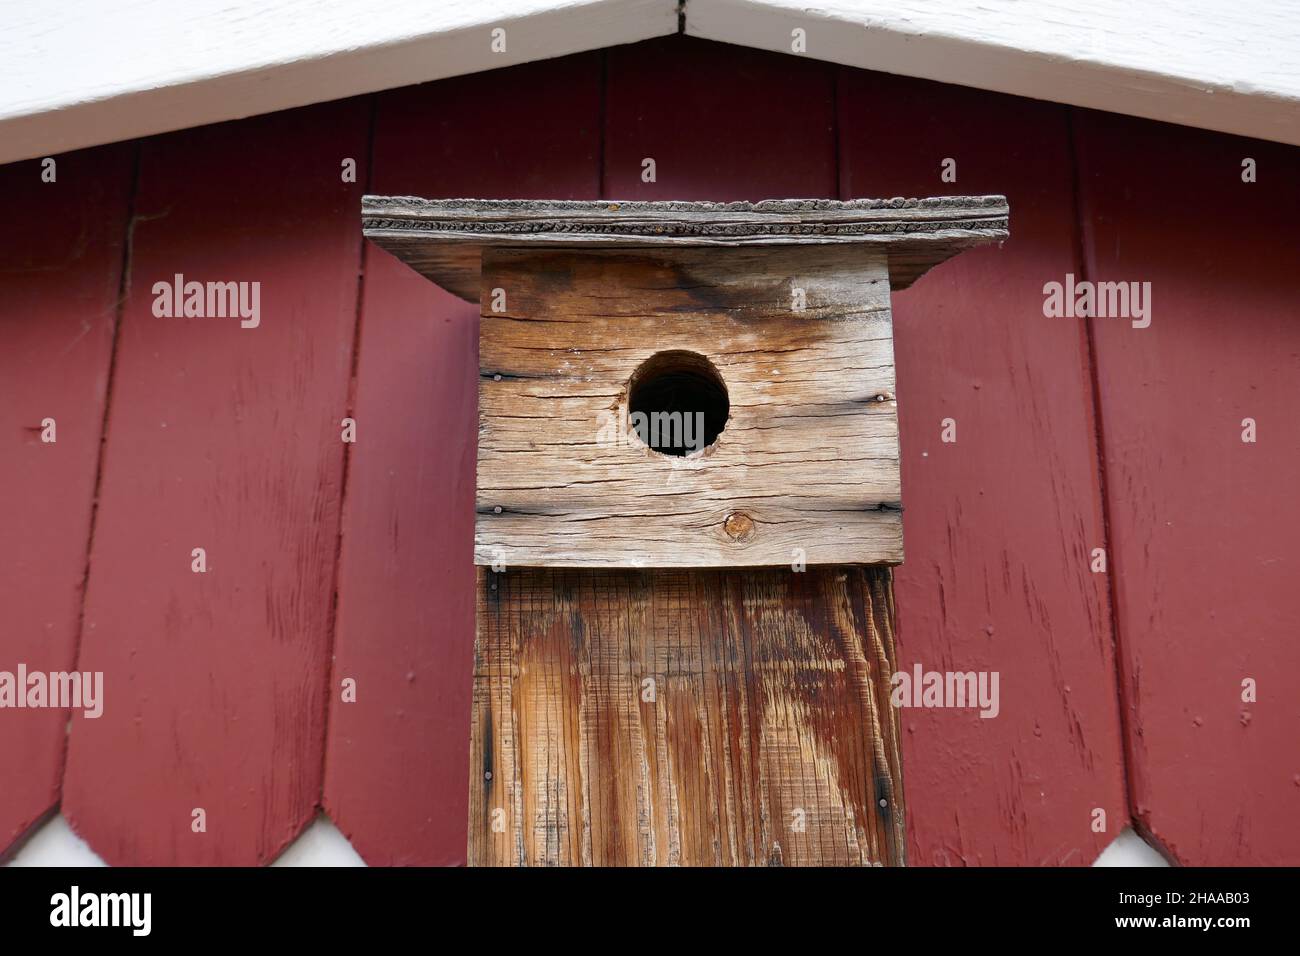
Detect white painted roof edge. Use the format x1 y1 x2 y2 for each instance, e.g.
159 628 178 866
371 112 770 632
0 0 1295 166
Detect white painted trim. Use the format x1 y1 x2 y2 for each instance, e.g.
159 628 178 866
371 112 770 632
3 813 1167 866
688 0 1300 146
4 813 366 866
1 0 1296 166
4 815 106 867
1093 828 1170 867
270 816 367 867
0 0 678 165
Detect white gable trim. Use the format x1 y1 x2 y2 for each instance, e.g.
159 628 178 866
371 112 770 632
690 0 1300 147
0 0 1296 167
0 0 679 166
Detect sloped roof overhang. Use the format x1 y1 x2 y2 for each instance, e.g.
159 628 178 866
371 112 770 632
361 195 1011 301
2 0 1295 166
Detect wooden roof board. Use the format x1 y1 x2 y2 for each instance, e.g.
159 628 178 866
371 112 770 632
361 195 1010 300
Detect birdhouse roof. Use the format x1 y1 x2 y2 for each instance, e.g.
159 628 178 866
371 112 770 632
362 195 1010 300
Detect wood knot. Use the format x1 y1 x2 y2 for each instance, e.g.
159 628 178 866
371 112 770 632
723 512 755 541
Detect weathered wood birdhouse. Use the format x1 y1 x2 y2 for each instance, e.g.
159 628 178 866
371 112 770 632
363 196 1009 866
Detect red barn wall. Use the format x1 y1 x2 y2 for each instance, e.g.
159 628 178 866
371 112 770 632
1 36 1295 866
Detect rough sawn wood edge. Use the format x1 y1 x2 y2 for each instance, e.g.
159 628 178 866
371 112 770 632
361 195 1010 300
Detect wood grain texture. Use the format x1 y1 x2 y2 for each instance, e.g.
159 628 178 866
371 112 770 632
476 245 902 567
324 55 602 865
0 145 134 858
363 195 1010 301
60 100 369 865
507 38 903 867
838 71 1127 865
1075 111 1300 865
469 565 905 865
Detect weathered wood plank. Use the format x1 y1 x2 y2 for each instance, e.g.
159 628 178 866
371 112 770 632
475 246 902 568
469 565 905 866
482 245 894 322
0 144 135 858
478 38 909 868
324 54 602 865
363 195 1010 301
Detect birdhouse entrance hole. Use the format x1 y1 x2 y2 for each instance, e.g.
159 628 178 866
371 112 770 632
627 350 729 457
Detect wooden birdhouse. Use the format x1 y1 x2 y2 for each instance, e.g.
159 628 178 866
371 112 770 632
363 196 1009 866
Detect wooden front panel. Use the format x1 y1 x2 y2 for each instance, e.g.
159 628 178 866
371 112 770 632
469 566 905 866
475 246 901 568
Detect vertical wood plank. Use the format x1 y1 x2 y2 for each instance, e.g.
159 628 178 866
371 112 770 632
838 72 1128 865
604 37 836 201
0 145 134 857
61 101 369 864
575 38 900 866
323 55 602 865
470 567 904 866
1075 113 1300 865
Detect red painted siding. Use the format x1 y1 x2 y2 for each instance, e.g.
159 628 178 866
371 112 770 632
604 39 837 202
838 72 1128 865
0 145 134 856
1076 112 1300 865
1 36 1294 866
323 57 602 865
61 102 369 864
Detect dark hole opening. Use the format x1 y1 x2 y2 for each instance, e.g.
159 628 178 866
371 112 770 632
627 350 730 457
